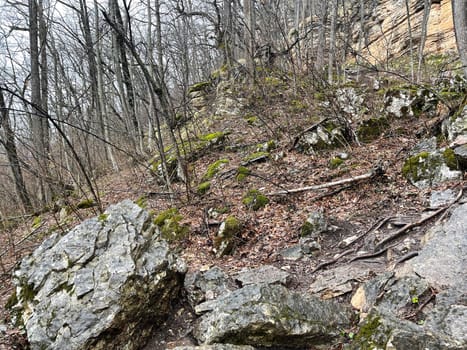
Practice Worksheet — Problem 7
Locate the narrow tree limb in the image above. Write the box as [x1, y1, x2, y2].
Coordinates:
[349, 242, 399, 263]
[374, 187, 463, 251]
[391, 251, 419, 270]
[311, 248, 355, 273]
[267, 164, 383, 196]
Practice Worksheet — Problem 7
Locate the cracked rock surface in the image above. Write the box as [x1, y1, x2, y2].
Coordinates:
[11, 200, 186, 350]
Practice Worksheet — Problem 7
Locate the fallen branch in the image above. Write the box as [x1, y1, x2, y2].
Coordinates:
[391, 251, 419, 270]
[267, 163, 384, 196]
[309, 184, 353, 202]
[374, 187, 463, 251]
[349, 242, 399, 263]
[311, 248, 355, 273]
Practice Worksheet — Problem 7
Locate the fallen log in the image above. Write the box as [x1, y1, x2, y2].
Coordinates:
[267, 163, 384, 196]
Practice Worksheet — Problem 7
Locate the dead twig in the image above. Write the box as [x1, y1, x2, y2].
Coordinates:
[404, 288, 437, 320]
[374, 187, 463, 251]
[391, 251, 419, 270]
[267, 163, 384, 196]
[349, 242, 399, 262]
[309, 184, 353, 202]
[311, 248, 356, 273]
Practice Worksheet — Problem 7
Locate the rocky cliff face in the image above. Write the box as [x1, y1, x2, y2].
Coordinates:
[357, 0, 455, 62]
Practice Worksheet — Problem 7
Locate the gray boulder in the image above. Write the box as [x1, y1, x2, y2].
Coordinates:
[351, 203, 467, 349]
[295, 118, 352, 154]
[193, 284, 353, 348]
[384, 87, 437, 118]
[184, 267, 235, 310]
[402, 148, 462, 188]
[453, 144, 467, 169]
[442, 105, 467, 142]
[173, 345, 256, 350]
[233, 265, 291, 287]
[11, 200, 186, 350]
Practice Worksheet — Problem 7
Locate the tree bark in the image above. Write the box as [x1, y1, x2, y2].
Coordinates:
[0, 89, 33, 212]
[452, 0, 467, 77]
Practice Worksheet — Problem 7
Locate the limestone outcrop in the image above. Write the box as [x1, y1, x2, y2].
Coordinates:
[355, 0, 455, 62]
[10, 200, 186, 350]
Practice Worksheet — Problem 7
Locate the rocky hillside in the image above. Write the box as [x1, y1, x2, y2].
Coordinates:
[1, 56, 467, 349]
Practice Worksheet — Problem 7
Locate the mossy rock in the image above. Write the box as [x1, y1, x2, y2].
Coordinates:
[188, 81, 211, 93]
[203, 159, 229, 180]
[329, 157, 344, 169]
[76, 198, 95, 209]
[402, 150, 461, 188]
[236, 166, 250, 182]
[300, 211, 328, 237]
[154, 208, 189, 242]
[242, 189, 269, 211]
[384, 86, 437, 119]
[356, 117, 389, 143]
[197, 181, 211, 195]
[402, 151, 434, 183]
[213, 216, 242, 257]
[243, 115, 259, 125]
[243, 151, 270, 163]
[256, 140, 277, 152]
[442, 148, 458, 170]
[199, 131, 229, 145]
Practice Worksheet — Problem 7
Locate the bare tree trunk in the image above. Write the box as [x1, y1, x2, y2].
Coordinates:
[223, 0, 234, 66]
[417, 0, 431, 82]
[328, 0, 337, 83]
[0, 89, 33, 212]
[243, 0, 255, 80]
[94, 0, 119, 171]
[452, 0, 467, 78]
[315, 2, 328, 72]
[29, 0, 48, 205]
[110, 0, 141, 154]
[405, 0, 414, 81]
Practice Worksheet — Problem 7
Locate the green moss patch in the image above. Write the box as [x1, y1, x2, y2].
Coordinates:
[236, 166, 250, 182]
[443, 148, 458, 170]
[243, 151, 270, 163]
[213, 215, 242, 257]
[76, 198, 95, 209]
[242, 189, 269, 211]
[199, 131, 228, 144]
[203, 159, 229, 180]
[188, 81, 211, 93]
[197, 181, 211, 195]
[329, 157, 344, 169]
[244, 115, 258, 125]
[154, 208, 189, 241]
[402, 152, 431, 182]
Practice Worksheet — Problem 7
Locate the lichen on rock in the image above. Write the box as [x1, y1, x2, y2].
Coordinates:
[10, 200, 186, 350]
[213, 216, 242, 257]
[242, 189, 269, 211]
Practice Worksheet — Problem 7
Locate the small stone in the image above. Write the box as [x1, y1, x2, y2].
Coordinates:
[299, 237, 321, 255]
[339, 234, 359, 248]
[234, 265, 291, 287]
[279, 245, 304, 261]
